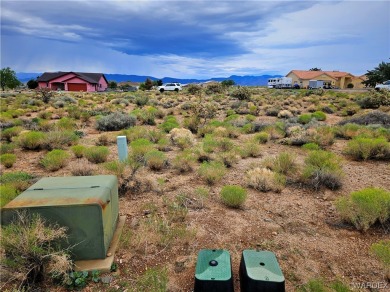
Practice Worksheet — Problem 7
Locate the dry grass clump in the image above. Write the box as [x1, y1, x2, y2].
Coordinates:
[246, 167, 285, 193]
[69, 159, 96, 176]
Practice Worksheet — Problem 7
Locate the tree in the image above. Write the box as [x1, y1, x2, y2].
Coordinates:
[144, 78, 153, 90]
[363, 61, 390, 87]
[0, 67, 21, 91]
[309, 67, 322, 71]
[221, 79, 235, 87]
[153, 79, 163, 86]
[27, 79, 39, 89]
[108, 81, 117, 89]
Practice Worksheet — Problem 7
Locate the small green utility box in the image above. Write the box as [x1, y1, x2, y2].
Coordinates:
[194, 249, 234, 292]
[240, 250, 285, 292]
[1, 175, 119, 261]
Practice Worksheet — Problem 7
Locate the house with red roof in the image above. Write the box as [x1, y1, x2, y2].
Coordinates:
[286, 70, 365, 89]
[37, 72, 108, 92]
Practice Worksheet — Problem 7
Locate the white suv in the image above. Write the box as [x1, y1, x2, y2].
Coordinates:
[157, 83, 182, 93]
[375, 80, 390, 91]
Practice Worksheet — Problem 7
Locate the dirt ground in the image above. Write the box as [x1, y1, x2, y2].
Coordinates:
[1, 89, 390, 291]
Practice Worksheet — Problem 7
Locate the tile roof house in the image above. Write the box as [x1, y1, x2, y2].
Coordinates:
[286, 70, 365, 89]
[37, 72, 108, 92]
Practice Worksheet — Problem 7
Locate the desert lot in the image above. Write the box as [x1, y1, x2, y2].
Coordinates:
[1, 86, 389, 291]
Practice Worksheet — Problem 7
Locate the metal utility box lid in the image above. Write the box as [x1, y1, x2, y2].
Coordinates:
[1, 175, 119, 261]
[242, 250, 284, 282]
[195, 249, 232, 281]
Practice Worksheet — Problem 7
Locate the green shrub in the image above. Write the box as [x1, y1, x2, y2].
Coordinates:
[135, 95, 149, 107]
[70, 144, 86, 158]
[302, 150, 343, 190]
[0, 142, 16, 154]
[371, 240, 390, 268]
[0, 184, 18, 207]
[84, 146, 109, 163]
[240, 141, 262, 158]
[18, 131, 46, 150]
[42, 130, 79, 150]
[159, 115, 179, 132]
[220, 185, 247, 208]
[145, 150, 167, 170]
[298, 113, 313, 124]
[205, 83, 224, 94]
[0, 153, 16, 168]
[130, 138, 154, 162]
[253, 132, 269, 144]
[40, 149, 70, 171]
[308, 126, 335, 147]
[103, 160, 126, 178]
[1, 126, 22, 142]
[96, 112, 136, 131]
[267, 152, 297, 175]
[344, 137, 390, 160]
[198, 161, 226, 185]
[0, 212, 72, 288]
[230, 87, 251, 100]
[356, 90, 390, 109]
[56, 117, 77, 131]
[335, 187, 390, 231]
[312, 111, 326, 121]
[302, 143, 320, 151]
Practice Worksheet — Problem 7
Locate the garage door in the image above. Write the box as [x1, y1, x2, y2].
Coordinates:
[68, 83, 87, 91]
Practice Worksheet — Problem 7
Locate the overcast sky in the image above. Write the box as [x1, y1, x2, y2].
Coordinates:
[1, 0, 389, 78]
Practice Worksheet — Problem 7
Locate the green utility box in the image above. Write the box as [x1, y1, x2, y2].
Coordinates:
[239, 250, 285, 292]
[194, 249, 234, 292]
[1, 175, 119, 261]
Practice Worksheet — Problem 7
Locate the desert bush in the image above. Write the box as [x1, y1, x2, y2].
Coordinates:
[0, 184, 18, 207]
[145, 150, 167, 171]
[70, 145, 86, 158]
[277, 110, 294, 119]
[135, 95, 149, 107]
[130, 138, 154, 162]
[307, 126, 335, 147]
[40, 149, 70, 171]
[69, 159, 96, 176]
[18, 131, 46, 150]
[240, 141, 262, 158]
[96, 112, 136, 131]
[264, 152, 297, 175]
[253, 132, 270, 144]
[56, 117, 77, 131]
[335, 187, 390, 231]
[302, 143, 320, 151]
[122, 125, 149, 142]
[170, 128, 195, 149]
[246, 167, 285, 193]
[173, 150, 197, 173]
[356, 90, 390, 109]
[0, 142, 16, 154]
[205, 83, 224, 94]
[218, 148, 241, 168]
[84, 146, 109, 163]
[338, 110, 390, 129]
[344, 137, 390, 160]
[42, 130, 79, 150]
[1, 126, 22, 142]
[0, 212, 72, 288]
[298, 113, 313, 124]
[159, 115, 179, 133]
[186, 84, 203, 95]
[103, 160, 126, 178]
[111, 98, 129, 106]
[311, 111, 326, 121]
[371, 240, 390, 269]
[230, 86, 251, 100]
[95, 133, 113, 146]
[302, 150, 343, 190]
[220, 185, 247, 208]
[0, 153, 16, 168]
[198, 161, 226, 185]
[0, 171, 33, 192]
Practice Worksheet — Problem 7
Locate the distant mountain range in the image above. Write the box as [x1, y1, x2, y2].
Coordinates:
[16, 72, 283, 86]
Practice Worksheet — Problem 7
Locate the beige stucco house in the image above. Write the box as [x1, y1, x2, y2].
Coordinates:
[286, 70, 366, 89]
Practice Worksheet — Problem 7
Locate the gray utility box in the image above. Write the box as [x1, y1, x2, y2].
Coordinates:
[194, 249, 234, 292]
[1, 175, 119, 261]
[240, 250, 285, 292]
